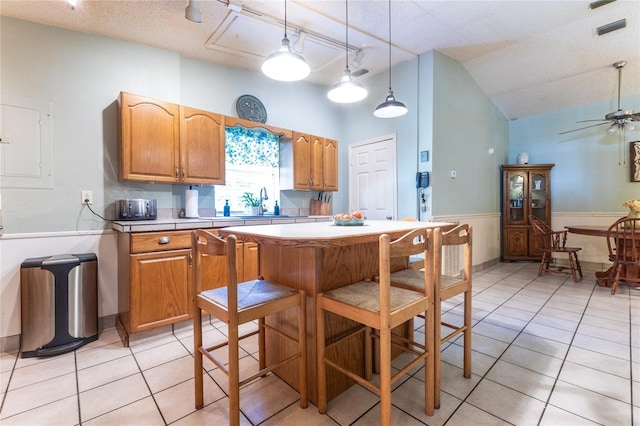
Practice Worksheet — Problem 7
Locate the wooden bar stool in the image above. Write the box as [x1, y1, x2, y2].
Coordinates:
[316, 228, 439, 425]
[389, 224, 472, 408]
[191, 230, 307, 426]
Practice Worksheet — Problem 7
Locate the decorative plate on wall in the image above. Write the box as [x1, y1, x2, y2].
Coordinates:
[236, 95, 267, 123]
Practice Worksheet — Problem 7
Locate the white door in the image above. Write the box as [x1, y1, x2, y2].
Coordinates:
[348, 134, 397, 220]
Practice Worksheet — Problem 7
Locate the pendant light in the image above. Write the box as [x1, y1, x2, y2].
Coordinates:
[262, 0, 310, 82]
[374, 0, 407, 118]
[327, 0, 368, 103]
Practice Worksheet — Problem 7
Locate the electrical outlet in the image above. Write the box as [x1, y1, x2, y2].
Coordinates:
[81, 190, 93, 205]
[450, 170, 457, 178]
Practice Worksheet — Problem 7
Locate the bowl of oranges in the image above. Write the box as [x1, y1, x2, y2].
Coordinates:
[333, 211, 365, 226]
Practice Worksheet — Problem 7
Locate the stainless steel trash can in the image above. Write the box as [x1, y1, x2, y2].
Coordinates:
[20, 253, 98, 358]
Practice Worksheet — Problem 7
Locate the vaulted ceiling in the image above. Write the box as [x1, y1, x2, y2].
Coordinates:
[2, 0, 639, 120]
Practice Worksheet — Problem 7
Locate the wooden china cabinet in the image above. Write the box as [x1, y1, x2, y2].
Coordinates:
[501, 164, 554, 261]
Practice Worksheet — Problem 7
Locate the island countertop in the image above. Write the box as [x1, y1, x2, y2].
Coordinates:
[111, 215, 331, 233]
[218, 220, 455, 248]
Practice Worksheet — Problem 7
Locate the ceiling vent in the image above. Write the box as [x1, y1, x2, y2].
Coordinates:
[597, 18, 627, 36]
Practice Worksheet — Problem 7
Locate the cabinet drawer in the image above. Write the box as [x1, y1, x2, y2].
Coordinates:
[130, 231, 192, 253]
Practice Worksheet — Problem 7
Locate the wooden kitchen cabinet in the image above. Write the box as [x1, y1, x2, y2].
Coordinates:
[180, 106, 225, 184]
[322, 138, 338, 191]
[501, 164, 554, 261]
[200, 240, 259, 290]
[119, 92, 225, 184]
[280, 131, 339, 191]
[118, 230, 260, 342]
[117, 230, 192, 340]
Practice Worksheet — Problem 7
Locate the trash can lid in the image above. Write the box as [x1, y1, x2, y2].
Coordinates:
[21, 253, 96, 268]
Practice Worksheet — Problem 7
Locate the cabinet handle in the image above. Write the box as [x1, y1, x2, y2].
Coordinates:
[158, 236, 170, 245]
[175, 167, 179, 181]
[189, 252, 192, 268]
[182, 167, 186, 181]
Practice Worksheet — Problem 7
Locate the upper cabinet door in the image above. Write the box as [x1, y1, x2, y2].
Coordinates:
[292, 132, 312, 189]
[311, 135, 324, 190]
[323, 138, 339, 191]
[180, 106, 225, 185]
[529, 171, 549, 222]
[505, 170, 528, 225]
[120, 92, 180, 183]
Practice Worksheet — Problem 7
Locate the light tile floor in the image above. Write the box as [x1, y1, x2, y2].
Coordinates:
[1, 262, 638, 425]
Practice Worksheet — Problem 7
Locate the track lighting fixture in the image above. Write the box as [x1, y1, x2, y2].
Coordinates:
[185, 0, 202, 23]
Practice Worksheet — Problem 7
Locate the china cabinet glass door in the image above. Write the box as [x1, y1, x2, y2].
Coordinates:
[507, 171, 527, 224]
[530, 173, 547, 221]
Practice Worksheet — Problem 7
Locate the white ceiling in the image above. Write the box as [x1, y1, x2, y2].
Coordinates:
[1, 0, 639, 120]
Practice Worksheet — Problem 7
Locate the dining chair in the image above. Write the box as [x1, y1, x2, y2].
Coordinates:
[316, 228, 440, 425]
[388, 223, 472, 408]
[529, 215, 583, 282]
[606, 216, 640, 295]
[191, 230, 307, 426]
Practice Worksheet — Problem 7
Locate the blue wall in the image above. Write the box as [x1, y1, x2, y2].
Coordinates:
[431, 51, 509, 216]
[510, 95, 640, 212]
[6, 15, 625, 234]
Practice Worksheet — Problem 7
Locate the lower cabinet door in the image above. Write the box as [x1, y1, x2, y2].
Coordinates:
[243, 242, 259, 281]
[504, 228, 528, 258]
[130, 249, 192, 332]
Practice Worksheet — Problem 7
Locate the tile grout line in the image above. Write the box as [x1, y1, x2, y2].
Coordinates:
[441, 265, 611, 425]
[439, 263, 548, 425]
[535, 277, 599, 425]
[74, 350, 82, 425]
[628, 290, 635, 425]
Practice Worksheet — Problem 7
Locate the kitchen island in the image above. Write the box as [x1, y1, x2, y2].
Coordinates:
[112, 215, 331, 345]
[217, 219, 454, 404]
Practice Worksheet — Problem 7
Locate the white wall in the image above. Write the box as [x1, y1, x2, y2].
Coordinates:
[0, 231, 117, 337]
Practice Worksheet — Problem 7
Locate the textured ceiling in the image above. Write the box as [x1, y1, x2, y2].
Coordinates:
[1, 0, 639, 120]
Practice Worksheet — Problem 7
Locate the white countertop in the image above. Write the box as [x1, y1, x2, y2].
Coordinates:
[218, 220, 455, 248]
[111, 215, 331, 233]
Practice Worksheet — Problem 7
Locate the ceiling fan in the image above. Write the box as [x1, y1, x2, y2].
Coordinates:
[560, 60, 640, 135]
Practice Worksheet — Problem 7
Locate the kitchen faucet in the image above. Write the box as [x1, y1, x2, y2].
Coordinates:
[258, 187, 268, 215]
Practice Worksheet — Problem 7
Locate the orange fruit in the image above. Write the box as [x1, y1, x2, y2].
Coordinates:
[341, 214, 352, 220]
[352, 211, 363, 220]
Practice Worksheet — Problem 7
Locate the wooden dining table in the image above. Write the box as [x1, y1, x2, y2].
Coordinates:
[565, 224, 639, 287]
[217, 219, 454, 404]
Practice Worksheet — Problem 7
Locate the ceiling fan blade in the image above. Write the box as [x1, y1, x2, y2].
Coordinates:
[559, 121, 611, 135]
[576, 119, 609, 123]
[629, 112, 640, 121]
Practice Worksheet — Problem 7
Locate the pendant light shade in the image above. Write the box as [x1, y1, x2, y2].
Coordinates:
[374, 89, 408, 118]
[327, 69, 368, 103]
[262, 0, 310, 82]
[374, 0, 407, 118]
[327, 0, 367, 103]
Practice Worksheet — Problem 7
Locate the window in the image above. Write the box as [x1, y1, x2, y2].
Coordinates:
[215, 126, 279, 215]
